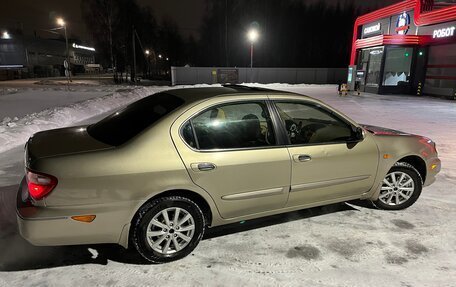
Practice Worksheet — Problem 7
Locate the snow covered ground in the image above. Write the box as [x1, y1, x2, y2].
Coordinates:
[0, 85, 117, 119]
[0, 84, 455, 287]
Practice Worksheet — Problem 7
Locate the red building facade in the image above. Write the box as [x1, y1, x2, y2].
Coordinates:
[350, 0, 456, 98]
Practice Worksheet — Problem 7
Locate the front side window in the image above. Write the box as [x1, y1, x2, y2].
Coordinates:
[187, 101, 276, 150]
[275, 102, 353, 145]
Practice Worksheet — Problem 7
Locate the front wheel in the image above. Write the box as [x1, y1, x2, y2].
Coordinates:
[373, 163, 422, 210]
[132, 196, 205, 263]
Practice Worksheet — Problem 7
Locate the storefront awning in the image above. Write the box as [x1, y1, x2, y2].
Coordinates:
[354, 35, 438, 50]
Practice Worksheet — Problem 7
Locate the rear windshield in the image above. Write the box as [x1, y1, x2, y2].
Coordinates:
[87, 93, 184, 146]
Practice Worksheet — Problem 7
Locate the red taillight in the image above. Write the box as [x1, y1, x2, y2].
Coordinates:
[26, 169, 58, 200]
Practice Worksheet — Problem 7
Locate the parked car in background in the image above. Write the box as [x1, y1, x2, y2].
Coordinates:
[17, 85, 440, 263]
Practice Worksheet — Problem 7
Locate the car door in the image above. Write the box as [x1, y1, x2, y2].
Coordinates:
[171, 98, 291, 219]
[271, 99, 379, 207]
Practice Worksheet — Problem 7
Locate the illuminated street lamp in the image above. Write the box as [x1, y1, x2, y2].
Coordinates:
[158, 54, 163, 59]
[56, 18, 65, 27]
[56, 17, 71, 82]
[144, 50, 151, 78]
[247, 29, 259, 68]
[1, 31, 11, 39]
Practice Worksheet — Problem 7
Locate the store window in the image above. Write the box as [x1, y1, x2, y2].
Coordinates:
[366, 47, 384, 87]
[382, 47, 413, 86]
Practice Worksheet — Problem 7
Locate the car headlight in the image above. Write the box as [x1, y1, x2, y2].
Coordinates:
[425, 138, 437, 154]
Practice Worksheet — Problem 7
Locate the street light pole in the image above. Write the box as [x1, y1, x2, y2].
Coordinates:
[247, 29, 258, 82]
[250, 42, 253, 68]
[63, 24, 71, 82]
[57, 18, 71, 83]
[132, 26, 136, 82]
[145, 49, 150, 78]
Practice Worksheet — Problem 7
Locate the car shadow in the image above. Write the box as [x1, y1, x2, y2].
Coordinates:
[203, 202, 357, 240]
[347, 199, 377, 209]
[1, 181, 359, 271]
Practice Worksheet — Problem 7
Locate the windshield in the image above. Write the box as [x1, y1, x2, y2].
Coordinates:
[87, 93, 184, 146]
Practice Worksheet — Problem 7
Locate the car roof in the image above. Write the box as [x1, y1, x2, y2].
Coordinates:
[164, 85, 307, 104]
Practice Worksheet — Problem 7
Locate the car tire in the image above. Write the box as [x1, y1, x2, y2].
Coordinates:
[132, 196, 205, 263]
[373, 162, 422, 210]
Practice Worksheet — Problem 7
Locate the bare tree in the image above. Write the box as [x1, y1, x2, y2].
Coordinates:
[81, 0, 120, 70]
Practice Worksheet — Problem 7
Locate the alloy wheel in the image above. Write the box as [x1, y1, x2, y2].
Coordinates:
[145, 207, 196, 255]
[378, 171, 415, 206]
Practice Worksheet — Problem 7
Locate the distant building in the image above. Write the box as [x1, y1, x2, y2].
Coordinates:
[0, 33, 97, 80]
[350, 0, 456, 98]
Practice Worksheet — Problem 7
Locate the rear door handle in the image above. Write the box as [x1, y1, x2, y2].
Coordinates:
[191, 162, 217, 172]
[293, 154, 312, 163]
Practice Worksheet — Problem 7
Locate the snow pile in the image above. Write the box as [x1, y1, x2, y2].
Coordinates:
[0, 88, 19, 96]
[0, 87, 163, 154]
[34, 79, 107, 86]
[19, 85, 120, 93]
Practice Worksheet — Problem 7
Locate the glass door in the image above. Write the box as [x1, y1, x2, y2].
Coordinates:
[366, 47, 384, 87]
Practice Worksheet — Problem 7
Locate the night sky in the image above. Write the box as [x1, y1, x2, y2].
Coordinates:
[0, 0, 399, 44]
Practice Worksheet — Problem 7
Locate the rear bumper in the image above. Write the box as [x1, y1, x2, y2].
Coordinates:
[17, 211, 115, 247]
[17, 178, 136, 247]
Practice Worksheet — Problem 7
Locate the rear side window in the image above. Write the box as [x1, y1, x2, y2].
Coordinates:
[88, 93, 184, 146]
[185, 101, 276, 150]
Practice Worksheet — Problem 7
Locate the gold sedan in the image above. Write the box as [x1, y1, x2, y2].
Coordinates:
[17, 86, 441, 263]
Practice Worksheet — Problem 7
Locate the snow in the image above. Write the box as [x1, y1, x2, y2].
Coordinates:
[87, 248, 99, 260]
[0, 86, 118, 119]
[0, 84, 455, 287]
[0, 86, 170, 154]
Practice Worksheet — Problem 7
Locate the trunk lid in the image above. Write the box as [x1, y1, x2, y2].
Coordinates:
[25, 126, 112, 166]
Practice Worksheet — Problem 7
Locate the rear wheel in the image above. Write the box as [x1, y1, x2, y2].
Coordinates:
[132, 196, 205, 263]
[373, 163, 422, 210]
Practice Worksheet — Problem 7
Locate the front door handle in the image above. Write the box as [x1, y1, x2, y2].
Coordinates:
[191, 162, 217, 172]
[293, 154, 312, 163]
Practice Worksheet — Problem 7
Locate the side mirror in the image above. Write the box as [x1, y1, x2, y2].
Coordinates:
[354, 126, 365, 141]
[349, 126, 365, 142]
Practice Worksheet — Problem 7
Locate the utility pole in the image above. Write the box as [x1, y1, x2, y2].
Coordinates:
[132, 26, 136, 82]
[108, 2, 114, 71]
[225, 0, 229, 67]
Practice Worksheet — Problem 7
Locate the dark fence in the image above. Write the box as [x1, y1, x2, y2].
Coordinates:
[171, 67, 347, 86]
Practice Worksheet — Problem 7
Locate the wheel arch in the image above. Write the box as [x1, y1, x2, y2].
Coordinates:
[369, 154, 427, 202]
[143, 189, 214, 225]
[120, 189, 215, 249]
[396, 155, 427, 183]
